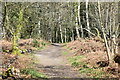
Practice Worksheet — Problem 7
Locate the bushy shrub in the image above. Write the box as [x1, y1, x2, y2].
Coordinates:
[32, 39, 40, 48]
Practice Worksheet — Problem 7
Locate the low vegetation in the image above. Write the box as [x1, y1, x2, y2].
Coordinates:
[62, 51, 69, 55]
[68, 55, 111, 78]
[1, 39, 49, 79]
[68, 56, 84, 67]
[64, 38, 119, 78]
[21, 68, 47, 78]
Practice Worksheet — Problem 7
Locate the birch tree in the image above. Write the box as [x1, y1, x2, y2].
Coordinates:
[86, 0, 90, 37]
[97, 2, 119, 65]
[78, 0, 83, 38]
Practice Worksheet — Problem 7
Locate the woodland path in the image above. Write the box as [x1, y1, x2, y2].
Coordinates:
[34, 43, 81, 78]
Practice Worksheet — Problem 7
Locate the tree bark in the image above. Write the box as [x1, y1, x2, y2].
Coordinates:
[86, 0, 90, 37]
[2, 2, 7, 39]
[78, 0, 83, 38]
[71, 29, 74, 41]
[75, 17, 80, 39]
[38, 21, 41, 38]
[11, 9, 23, 55]
[65, 28, 67, 43]
[60, 25, 63, 43]
[98, 1, 112, 64]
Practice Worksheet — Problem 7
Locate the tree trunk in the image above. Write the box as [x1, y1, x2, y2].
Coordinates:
[58, 9, 63, 43]
[75, 17, 80, 39]
[60, 25, 63, 43]
[12, 33, 20, 55]
[12, 9, 23, 55]
[98, 1, 112, 64]
[71, 29, 74, 41]
[86, 0, 90, 37]
[55, 29, 58, 43]
[78, 0, 83, 38]
[2, 2, 7, 39]
[65, 28, 67, 43]
[38, 21, 41, 39]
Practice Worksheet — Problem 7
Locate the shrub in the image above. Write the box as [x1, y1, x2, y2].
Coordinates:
[32, 39, 40, 48]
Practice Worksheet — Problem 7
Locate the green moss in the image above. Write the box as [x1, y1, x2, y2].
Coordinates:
[3, 50, 10, 53]
[12, 47, 21, 55]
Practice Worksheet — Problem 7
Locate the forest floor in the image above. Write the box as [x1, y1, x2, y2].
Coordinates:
[1, 38, 119, 79]
[34, 43, 82, 78]
[63, 38, 119, 78]
[33, 42, 119, 78]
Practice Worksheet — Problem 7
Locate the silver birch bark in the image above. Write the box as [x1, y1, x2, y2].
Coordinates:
[78, 0, 83, 38]
[75, 17, 80, 39]
[60, 25, 63, 43]
[86, 0, 90, 37]
[38, 21, 41, 38]
[65, 28, 67, 43]
[71, 29, 74, 41]
[98, 1, 112, 63]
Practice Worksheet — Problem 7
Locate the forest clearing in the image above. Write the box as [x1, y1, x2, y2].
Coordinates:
[0, 1, 120, 80]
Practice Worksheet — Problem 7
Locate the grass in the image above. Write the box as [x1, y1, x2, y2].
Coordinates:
[68, 55, 108, 78]
[78, 67, 106, 78]
[68, 56, 84, 67]
[62, 51, 69, 55]
[21, 68, 47, 78]
[19, 50, 48, 79]
[68, 56, 83, 63]
[19, 42, 49, 78]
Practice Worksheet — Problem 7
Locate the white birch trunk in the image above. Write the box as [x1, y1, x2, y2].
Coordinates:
[38, 21, 41, 38]
[78, 0, 83, 38]
[60, 25, 63, 43]
[98, 1, 112, 63]
[71, 29, 74, 41]
[86, 0, 90, 37]
[58, 9, 63, 43]
[65, 28, 67, 43]
[75, 17, 80, 39]
[56, 30, 57, 43]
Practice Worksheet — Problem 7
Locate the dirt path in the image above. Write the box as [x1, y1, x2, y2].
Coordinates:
[34, 43, 81, 78]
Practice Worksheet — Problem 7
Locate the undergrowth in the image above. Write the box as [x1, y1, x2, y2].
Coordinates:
[21, 68, 47, 78]
[68, 56, 109, 78]
[78, 67, 107, 78]
[32, 39, 40, 48]
[32, 39, 48, 50]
